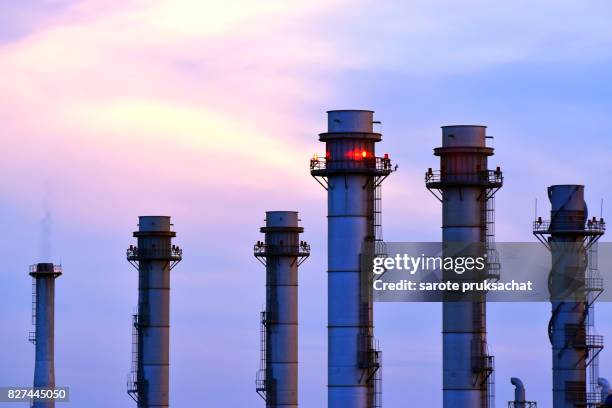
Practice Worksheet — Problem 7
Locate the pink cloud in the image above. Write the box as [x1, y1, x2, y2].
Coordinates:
[0, 0, 356, 227]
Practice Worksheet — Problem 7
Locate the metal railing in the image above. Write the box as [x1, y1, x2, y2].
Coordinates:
[533, 219, 606, 234]
[472, 354, 495, 375]
[126, 373, 140, 403]
[508, 402, 537, 408]
[565, 390, 603, 405]
[253, 242, 310, 256]
[586, 335, 604, 349]
[566, 333, 604, 349]
[485, 261, 501, 281]
[310, 155, 393, 173]
[253, 242, 310, 266]
[126, 246, 183, 261]
[425, 169, 503, 186]
[29, 264, 63, 275]
[255, 369, 267, 401]
[586, 277, 604, 292]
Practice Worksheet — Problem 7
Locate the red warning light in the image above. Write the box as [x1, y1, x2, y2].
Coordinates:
[346, 149, 371, 160]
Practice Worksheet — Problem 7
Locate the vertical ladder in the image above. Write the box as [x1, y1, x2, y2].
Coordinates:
[485, 193, 497, 408]
[586, 243, 604, 407]
[127, 314, 140, 403]
[29, 278, 36, 344]
[485, 194, 500, 281]
[477, 188, 496, 408]
[372, 180, 385, 408]
[373, 346, 383, 408]
[373, 181, 386, 257]
[256, 310, 267, 401]
[486, 356, 495, 408]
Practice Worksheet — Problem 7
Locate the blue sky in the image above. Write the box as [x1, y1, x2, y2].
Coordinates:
[1, 1, 612, 406]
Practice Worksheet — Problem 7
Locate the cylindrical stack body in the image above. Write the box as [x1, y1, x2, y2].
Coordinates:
[426, 126, 502, 408]
[312, 110, 392, 408]
[255, 211, 308, 407]
[548, 186, 588, 408]
[128, 216, 181, 408]
[534, 185, 605, 407]
[30, 263, 62, 408]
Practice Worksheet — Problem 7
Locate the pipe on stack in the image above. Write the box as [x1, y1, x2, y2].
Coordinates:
[511, 377, 527, 408]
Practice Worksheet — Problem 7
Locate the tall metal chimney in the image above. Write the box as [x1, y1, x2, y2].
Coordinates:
[254, 211, 310, 407]
[126, 216, 182, 408]
[533, 185, 605, 407]
[425, 125, 503, 408]
[29, 262, 62, 408]
[310, 110, 394, 408]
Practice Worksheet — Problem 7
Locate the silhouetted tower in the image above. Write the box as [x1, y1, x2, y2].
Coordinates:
[126, 216, 182, 408]
[311, 110, 394, 408]
[29, 262, 62, 408]
[533, 185, 605, 408]
[254, 211, 310, 407]
[425, 125, 503, 408]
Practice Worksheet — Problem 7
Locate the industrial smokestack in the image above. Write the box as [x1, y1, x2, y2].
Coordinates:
[29, 262, 62, 408]
[310, 110, 394, 408]
[425, 125, 503, 408]
[254, 211, 309, 407]
[533, 185, 605, 408]
[126, 216, 182, 408]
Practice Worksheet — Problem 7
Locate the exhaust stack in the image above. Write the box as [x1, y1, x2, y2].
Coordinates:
[533, 185, 605, 408]
[254, 211, 309, 407]
[311, 110, 394, 408]
[509, 377, 537, 407]
[126, 216, 182, 408]
[425, 125, 503, 408]
[29, 262, 62, 408]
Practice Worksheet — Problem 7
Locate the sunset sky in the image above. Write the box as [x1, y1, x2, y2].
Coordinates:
[1, 1, 612, 406]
